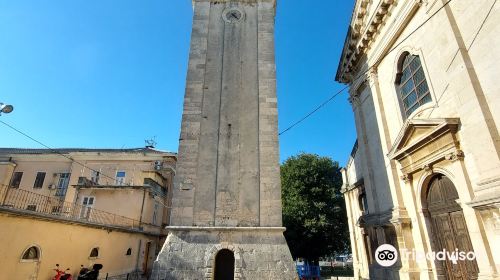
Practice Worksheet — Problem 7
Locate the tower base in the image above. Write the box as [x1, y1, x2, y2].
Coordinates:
[151, 227, 297, 280]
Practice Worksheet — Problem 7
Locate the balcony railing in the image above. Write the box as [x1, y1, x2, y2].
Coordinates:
[0, 185, 153, 232]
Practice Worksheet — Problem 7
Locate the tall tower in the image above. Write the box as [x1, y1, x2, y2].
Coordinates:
[152, 0, 296, 279]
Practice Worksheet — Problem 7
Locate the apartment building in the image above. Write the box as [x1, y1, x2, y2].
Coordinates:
[0, 147, 176, 280]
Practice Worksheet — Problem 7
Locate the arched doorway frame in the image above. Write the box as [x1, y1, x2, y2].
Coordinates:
[204, 244, 242, 280]
[416, 168, 478, 280]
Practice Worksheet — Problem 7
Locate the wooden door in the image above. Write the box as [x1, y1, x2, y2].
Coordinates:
[143, 242, 151, 273]
[427, 175, 478, 280]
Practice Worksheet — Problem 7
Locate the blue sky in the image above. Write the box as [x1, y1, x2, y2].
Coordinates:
[0, 1, 356, 165]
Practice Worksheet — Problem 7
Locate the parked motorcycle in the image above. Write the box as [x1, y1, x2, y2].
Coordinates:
[78, 265, 89, 276]
[77, 264, 103, 280]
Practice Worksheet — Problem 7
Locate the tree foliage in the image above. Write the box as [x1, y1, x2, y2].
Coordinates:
[281, 153, 350, 262]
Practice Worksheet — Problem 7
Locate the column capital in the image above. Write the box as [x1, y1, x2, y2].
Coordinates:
[366, 67, 379, 86]
[444, 149, 465, 162]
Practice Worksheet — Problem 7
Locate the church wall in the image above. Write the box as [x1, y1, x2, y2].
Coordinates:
[357, 85, 393, 213]
[339, 0, 500, 279]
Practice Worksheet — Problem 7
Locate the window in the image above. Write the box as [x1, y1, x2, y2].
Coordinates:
[115, 171, 126, 186]
[126, 248, 132, 256]
[152, 202, 159, 225]
[21, 246, 40, 261]
[26, 205, 37, 211]
[89, 247, 99, 258]
[83, 197, 95, 206]
[55, 173, 70, 196]
[80, 197, 95, 219]
[33, 172, 46, 189]
[358, 193, 368, 214]
[396, 53, 432, 117]
[91, 170, 100, 184]
[51, 206, 61, 214]
[10, 172, 23, 188]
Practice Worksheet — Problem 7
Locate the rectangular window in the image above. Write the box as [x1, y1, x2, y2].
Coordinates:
[55, 173, 71, 196]
[10, 172, 23, 188]
[82, 196, 95, 206]
[91, 170, 100, 184]
[33, 172, 46, 189]
[26, 204, 37, 211]
[51, 206, 61, 214]
[115, 171, 126, 186]
[80, 196, 95, 219]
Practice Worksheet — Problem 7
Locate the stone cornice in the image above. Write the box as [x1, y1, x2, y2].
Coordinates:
[166, 226, 286, 232]
[388, 118, 460, 160]
[336, 0, 426, 84]
[193, 0, 276, 6]
[336, 0, 396, 83]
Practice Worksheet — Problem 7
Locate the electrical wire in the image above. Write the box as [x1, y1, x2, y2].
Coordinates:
[279, 0, 454, 136]
[0, 0, 456, 200]
[0, 119, 170, 200]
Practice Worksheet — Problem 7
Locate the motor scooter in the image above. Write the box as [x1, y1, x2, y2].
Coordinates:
[77, 264, 103, 280]
[52, 264, 73, 280]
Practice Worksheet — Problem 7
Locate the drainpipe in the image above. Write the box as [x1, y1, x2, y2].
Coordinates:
[139, 188, 146, 227]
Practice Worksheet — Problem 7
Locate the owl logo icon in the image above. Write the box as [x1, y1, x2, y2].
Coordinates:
[375, 244, 398, 267]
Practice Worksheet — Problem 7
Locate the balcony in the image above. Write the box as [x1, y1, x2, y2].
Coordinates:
[0, 185, 160, 234]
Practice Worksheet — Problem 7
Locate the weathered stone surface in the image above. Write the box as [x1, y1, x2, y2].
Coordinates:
[153, 0, 295, 279]
[151, 228, 296, 280]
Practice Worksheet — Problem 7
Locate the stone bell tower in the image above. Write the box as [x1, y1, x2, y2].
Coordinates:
[152, 0, 296, 279]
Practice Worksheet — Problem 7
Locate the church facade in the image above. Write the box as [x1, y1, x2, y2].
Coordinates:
[337, 0, 500, 279]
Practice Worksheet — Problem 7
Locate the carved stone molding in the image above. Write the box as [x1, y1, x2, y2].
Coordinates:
[336, 0, 397, 83]
[444, 149, 465, 162]
[348, 93, 362, 108]
[401, 173, 413, 183]
[388, 118, 461, 175]
[423, 164, 433, 173]
[366, 68, 379, 86]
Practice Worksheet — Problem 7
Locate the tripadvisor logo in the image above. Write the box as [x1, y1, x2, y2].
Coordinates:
[375, 244, 477, 267]
[375, 244, 398, 267]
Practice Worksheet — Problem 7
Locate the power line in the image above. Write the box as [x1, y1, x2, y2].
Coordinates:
[0, 119, 170, 200]
[0, 0, 455, 192]
[279, 0, 454, 136]
[279, 85, 349, 136]
[467, 0, 497, 51]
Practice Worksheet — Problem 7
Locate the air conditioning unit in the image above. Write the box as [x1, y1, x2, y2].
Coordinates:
[154, 161, 163, 171]
[48, 184, 56, 190]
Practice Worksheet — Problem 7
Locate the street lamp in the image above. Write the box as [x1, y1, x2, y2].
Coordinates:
[0, 103, 14, 115]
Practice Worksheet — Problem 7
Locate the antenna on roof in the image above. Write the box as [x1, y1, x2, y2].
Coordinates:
[145, 137, 157, 149]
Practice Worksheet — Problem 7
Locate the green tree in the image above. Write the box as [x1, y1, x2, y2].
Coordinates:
[281, 153, 350, 263]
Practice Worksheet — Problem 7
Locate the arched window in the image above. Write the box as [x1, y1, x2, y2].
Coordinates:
[396, 52, 432, 117]
[89, 247, 99, 258]
[21, 246, 40, 261]
[126, 248, 132, 256]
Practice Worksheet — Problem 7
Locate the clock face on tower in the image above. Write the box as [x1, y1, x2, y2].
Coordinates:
[223, 8, 244, 23]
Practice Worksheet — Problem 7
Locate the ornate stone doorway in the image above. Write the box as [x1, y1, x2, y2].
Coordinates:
[214, 249, 235, 280]
[426, 175, 478, 280]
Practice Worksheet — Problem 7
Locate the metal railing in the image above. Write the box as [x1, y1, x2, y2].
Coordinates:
[0, 185, 150, 231]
